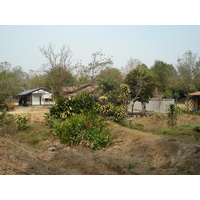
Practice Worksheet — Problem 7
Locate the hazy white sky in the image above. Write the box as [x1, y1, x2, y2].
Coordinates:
[0, 25, 199, 72]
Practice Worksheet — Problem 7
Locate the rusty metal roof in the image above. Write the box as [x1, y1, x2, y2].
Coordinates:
[189, 91, 200, 96]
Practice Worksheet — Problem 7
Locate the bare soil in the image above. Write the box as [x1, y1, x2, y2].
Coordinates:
[0, 106, 200, 175]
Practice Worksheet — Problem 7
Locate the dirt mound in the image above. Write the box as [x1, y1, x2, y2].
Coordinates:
[1, 122, 200, 175]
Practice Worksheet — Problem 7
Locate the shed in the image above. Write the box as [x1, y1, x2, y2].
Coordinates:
[18, 88, 55, 106]
[186, 91, 200, 111]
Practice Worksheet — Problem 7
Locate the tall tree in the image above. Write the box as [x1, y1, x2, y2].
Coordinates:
[125, 64, 156, 114]
[193, 59, 200, 90]
[97, 67, 123, 103]
[39, 44, 74, 99]
[87, 50, 113, 84]
[72, 60, 90, 86]
[97, 67, 123, 84]
[177, 50, 197, 96]
[0, 62, 22, 103]
[121, 58, 142, 78]
[151, 60, 178, 98]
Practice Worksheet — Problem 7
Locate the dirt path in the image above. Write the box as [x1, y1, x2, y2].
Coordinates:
[1, 107, 200, 175]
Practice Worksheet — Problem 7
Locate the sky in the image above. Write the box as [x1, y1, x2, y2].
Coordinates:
[0, 25, 200, 73]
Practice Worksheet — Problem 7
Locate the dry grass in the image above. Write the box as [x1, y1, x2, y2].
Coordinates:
[0, 107, 200, 175]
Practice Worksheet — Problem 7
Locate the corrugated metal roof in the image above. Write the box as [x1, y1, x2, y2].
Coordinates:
[18, 88, 48, 96]
[189, 91, 200, 96]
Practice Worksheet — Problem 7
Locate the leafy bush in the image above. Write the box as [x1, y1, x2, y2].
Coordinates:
[44, 113, 61, 128]
[95, 103, 127, 122]
[73, 91, 94, 114]
[0, 110, 18, 135]
[14, 114, 28, 130]
[167, 104, 178, 127]
[55, 112, 112, 150]
[48, 91, 95, 121]
[94, 102, 115, 116]
[0, 109, 7, 121]
[49, 97, 74, 120]
[114, 105, 127, 122]
[193, 125, 200, 133]
[5, 102, 15, 111]
[0, 110, 28, 135]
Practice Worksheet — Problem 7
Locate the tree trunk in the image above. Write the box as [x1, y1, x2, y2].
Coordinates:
[141, 101, 146, 116]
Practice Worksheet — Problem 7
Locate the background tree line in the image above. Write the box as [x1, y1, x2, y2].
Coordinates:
[1, 44, 200, 105]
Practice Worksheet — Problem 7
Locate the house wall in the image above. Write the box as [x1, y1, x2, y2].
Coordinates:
[129, 99, 174, 113]
[19, 89, 55, 106]
[32, 93, 41, 105]
[41, 97, 55, 105]
[31, 90, 55, 106]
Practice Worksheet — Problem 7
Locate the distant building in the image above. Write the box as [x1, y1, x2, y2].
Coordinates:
[18, 88, 55, 106]
[187, 91, 200, 111]
[62, 84, 102, 100]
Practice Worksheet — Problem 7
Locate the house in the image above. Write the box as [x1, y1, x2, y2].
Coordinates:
[187, 91, 200, 111]
[18, 88, 55, 106]
[62, 84, 102, 100]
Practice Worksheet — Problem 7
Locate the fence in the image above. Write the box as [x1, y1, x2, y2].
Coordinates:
[128, 99, 174, 113]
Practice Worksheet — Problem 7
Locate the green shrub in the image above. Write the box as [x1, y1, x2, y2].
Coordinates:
[124, 162, 135, 170]
[149, 166, 156, 171]
[5, 102, 15, 111]
[0, 112, 18, 135]
[55, 112, 112, 150]
[114, 105, 127, 122]
[0, 109, 7, 121]
[44, 114, 61, 128]
[167, 104, 178, 127]
[48, 91, 95, 122]
[94, 102, 115, 116]
[0, 111, 28, 135]
[49, 97, 74, 120]
[193, 125, 200, 132]
[14, 114, 28, 130]
[73, 91, 94, 113]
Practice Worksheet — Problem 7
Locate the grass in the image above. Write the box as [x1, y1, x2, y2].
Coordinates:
[149, 166, 156, 171]
[119, 120, 144, 131]
[17, 124, 52, 148]
[119, 113, 200, 145]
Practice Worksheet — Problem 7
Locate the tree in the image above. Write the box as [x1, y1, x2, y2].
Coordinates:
[97, 67, 123, 83]
[97, 67, 123, 104]
[0, 62, 22, 104]
[39, 44, 74, 99]
[151, 60, 178, 98]
[121, 58, 142, 78]
[87, 50, 113, 84]
[193, 60, 200, 90]
[125, 64, 156, 114]
[177, 50, 197, 96]
[72, 60, 90, 86]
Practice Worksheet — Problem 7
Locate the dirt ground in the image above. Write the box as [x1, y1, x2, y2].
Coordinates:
[0, 106, 200, 175]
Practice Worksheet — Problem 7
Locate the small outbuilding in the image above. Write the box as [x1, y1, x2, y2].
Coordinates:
[187, 91, 200, 111]
[18, 88, 55, 106]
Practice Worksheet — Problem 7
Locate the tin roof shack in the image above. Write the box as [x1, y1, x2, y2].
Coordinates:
[187, 91, 200, 111]
[18, 88, 55, 106]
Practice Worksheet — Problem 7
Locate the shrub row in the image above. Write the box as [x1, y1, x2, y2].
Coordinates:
[95, 102, 127, 122]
